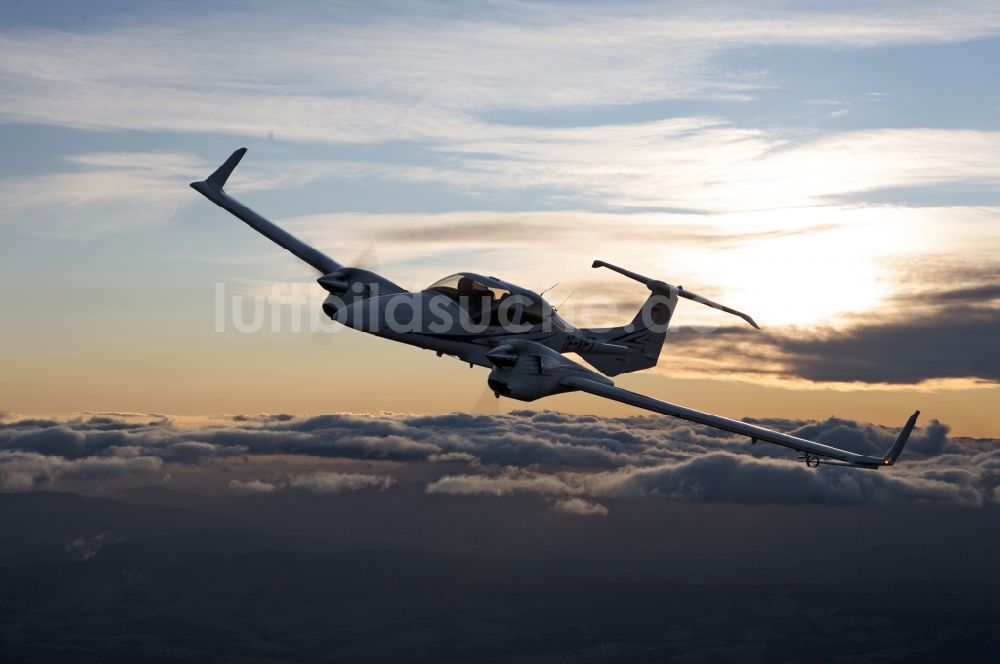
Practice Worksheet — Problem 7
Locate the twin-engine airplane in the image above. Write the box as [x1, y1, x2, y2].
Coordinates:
[192, 148, 920, 470]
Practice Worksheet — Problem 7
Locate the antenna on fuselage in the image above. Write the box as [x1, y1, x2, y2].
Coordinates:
[539, 283, 559, 298]
[554, 290, 575, 312]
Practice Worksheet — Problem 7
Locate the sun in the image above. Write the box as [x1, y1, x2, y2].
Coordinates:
[669, 206, 929, 329]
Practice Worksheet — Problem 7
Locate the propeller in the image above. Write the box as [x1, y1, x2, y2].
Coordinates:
[471, 381, 502, 414]
[351, 242, 380, 273]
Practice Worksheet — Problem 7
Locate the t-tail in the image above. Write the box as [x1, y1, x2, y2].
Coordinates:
[578, 260, 759, 376]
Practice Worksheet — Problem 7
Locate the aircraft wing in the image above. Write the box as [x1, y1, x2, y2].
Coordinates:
[560, 375, 919, 469]
[485, 339, 919, 470]
[190, 148, 342, 274]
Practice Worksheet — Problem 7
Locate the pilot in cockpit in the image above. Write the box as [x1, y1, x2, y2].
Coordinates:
[457, 276, 494, 299]
[456, 276, 497, 321]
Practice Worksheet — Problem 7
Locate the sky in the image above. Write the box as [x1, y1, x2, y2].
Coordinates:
[1, 0, 998, 437]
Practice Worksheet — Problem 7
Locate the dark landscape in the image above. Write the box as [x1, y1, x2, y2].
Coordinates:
[2, 487, 998, 662]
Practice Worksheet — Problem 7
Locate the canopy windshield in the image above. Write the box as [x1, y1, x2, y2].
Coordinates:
[427, 273, 550, 327]
[427, 273, 510, 300]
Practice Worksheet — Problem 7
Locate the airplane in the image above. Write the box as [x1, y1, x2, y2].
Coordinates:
[191, 148, 920, 471]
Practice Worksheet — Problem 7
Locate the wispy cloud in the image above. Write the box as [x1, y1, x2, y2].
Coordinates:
[421, 123, 1000, 211]
[230, 470, 394, 495]
[2, 1, 999, 138]
[288, 470, 394, 494]
[0, 151, 207, 234]
[2, 2, 998, 224]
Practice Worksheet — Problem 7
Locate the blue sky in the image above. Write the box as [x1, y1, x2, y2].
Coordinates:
[1, 0, 997, 433]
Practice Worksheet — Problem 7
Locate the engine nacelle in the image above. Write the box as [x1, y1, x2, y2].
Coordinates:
[485, 340, 612, 402]
[318, 268, 408, 320]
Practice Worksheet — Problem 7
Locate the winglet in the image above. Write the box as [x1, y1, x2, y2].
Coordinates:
[192, 147, 247, 193]
[882, 410, 920, 465]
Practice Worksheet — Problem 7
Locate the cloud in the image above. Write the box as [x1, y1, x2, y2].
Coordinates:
[0, 150, 381, 236]
[278, 205, 996, 337]
[65, 532, 107, 561]
[0, 410, 952, 474]
[287, 471, 394, 495]
[1, 2, 999, 215]
[228, 478, 277, 495]
[0, 451, 163, 491]
[775, 307, 1000, 384]
[1, 3, 997, 206]
[0, 151, 212, 235]
[666, 279, 1000, 385]
[160, 441, 247, 464]
[552, 498, 608, 517]
[2, 2, 999, 139]
[426, 470, 576, 498]
[425, 468, 609, 515]
[417, 124, 1000, 212]
[228, 471, 393, 495]
[426, 445, 982, 508]
[4, 427, 88, 458]
[429, 452, 480, 464]
[0, 409, 993, 507]
[2, 4, 995, 379]
[1, 0, 996, 349]
[578, 452, 978, 505]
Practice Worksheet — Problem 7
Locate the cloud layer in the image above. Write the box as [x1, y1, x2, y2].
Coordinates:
[1, 409, 995, 514]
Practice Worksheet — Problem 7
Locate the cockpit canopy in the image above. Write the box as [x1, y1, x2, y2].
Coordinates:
[426, 273, 552, 327]
[428, 273, 510, 300]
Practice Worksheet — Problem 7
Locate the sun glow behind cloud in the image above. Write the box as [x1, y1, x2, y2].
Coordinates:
[273, 203, 939, 329]
[707, 207, 924, 326]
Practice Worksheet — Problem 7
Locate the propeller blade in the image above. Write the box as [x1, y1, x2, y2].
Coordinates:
[351, 242, 380, 272]
[472, 382, 502, 413]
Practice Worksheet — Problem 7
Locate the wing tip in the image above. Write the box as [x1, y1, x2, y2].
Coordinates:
[195, 147, 248, 192]
[883, 409, 921, 466]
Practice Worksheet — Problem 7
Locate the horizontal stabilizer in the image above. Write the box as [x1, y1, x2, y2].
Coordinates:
[593, 260, 759, 329]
